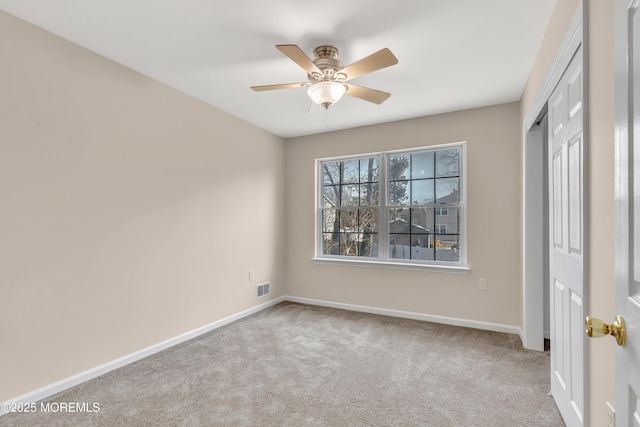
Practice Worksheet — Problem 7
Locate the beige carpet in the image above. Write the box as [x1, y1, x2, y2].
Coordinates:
[0, 302, 565, 426]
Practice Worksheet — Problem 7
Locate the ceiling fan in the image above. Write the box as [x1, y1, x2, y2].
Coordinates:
[251, 44, 398, 109]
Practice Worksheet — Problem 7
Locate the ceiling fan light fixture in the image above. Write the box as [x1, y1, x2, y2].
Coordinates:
[251, 44, 398, 111]
[307, 81, 346, 109]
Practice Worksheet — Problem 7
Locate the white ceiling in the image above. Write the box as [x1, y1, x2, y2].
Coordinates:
[0, 0, 557, 138]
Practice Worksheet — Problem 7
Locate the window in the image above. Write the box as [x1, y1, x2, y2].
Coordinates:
[320, 157, 379, 257]
[435, 207, 448, 216]
[317, 144, 465, 268]
[435, 224, 447, 234]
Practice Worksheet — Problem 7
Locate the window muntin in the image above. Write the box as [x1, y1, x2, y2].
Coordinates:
[318, 144, 465, 266]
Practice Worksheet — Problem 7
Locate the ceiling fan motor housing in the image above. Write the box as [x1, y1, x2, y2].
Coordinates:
[310, 45, 345, 81]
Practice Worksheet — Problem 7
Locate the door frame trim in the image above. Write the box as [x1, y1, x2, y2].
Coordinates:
[522, 2, 584, 350]
[522, 2, 590, 424]
[614, 0, 635, 419]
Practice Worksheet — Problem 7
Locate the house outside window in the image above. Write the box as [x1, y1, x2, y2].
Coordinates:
[317, 143, 466, 268]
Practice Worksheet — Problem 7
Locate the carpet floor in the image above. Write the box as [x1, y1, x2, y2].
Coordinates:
[0, 302, 565, 426]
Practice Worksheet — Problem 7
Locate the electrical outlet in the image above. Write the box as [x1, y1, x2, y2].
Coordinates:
[248, 270, 254, 281]
[479, 279, 487, 290]
[606, 401, 615, 427]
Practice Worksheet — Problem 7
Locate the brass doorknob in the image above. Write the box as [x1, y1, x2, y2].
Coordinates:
[585, 316, 626, 346]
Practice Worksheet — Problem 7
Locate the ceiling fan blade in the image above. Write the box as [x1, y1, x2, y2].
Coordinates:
[344, 84, 391, 104]
[340, 48, 398, 81]
[251, 83, 307, 92]
[276, 44, 322, 75]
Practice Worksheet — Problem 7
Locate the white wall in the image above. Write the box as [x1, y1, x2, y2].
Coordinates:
[285, 103, 522, 328]
[0, 10, 286, 402]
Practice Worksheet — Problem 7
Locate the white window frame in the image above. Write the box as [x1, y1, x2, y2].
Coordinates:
[314, 142, 468, 273]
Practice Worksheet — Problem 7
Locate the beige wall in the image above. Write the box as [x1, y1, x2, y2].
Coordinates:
[0, 11, 286, 402]
[521, 0, 616, 424]
[285, 103, 522, 327]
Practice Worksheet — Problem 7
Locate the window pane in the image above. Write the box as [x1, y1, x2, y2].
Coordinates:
[340, 234, 359, 256]
[435, 149, 460, 177]
[435, 177, 460, 203]
[359, 208, 379, 233]
[322, 185, 340, 208]
[412, 179, 435, 204]
[322, 162, 341, 185]
[340, 209, 358, 233]
[341, 184, 359, 207]
[412, 241, 435, 260]
[356, 217, 378, 256]
[359, 234, 378, 257]
[322, 210, 339, 233]
[389, 180, 410, 205]
[435, 207, 459, 234]
[435, 235, 460, 262]
[411, 207, 434, 233]
[389, 208, 410, 233]
[343, 160, 359, 184]
[322, 233, 340, 255]
[360, 158, 379, 183]
[389, 234, 411, 259]
[360, 183, 379, 207]
[410, 234, 431, 248]
[389, 155, 410, 181]
[411, 151, 434, 179]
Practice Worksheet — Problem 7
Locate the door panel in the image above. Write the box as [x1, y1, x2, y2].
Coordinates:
[554, 279, 566, 387]
[568, 137, 581, 253]
[553, 152, 564, 248]
[549, 46, 584, 427]
[570, 291, 584, 413]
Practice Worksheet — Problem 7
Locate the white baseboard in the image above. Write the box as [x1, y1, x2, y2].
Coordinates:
[2, 294, 521, 416]
[0, 296, 286, 417]
[284, 295, 522, 336]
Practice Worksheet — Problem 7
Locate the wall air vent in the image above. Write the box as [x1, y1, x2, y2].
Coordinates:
[256, 282, 270, 299]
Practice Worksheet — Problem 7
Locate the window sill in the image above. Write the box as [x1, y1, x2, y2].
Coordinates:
[311, 257, 470, 274]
